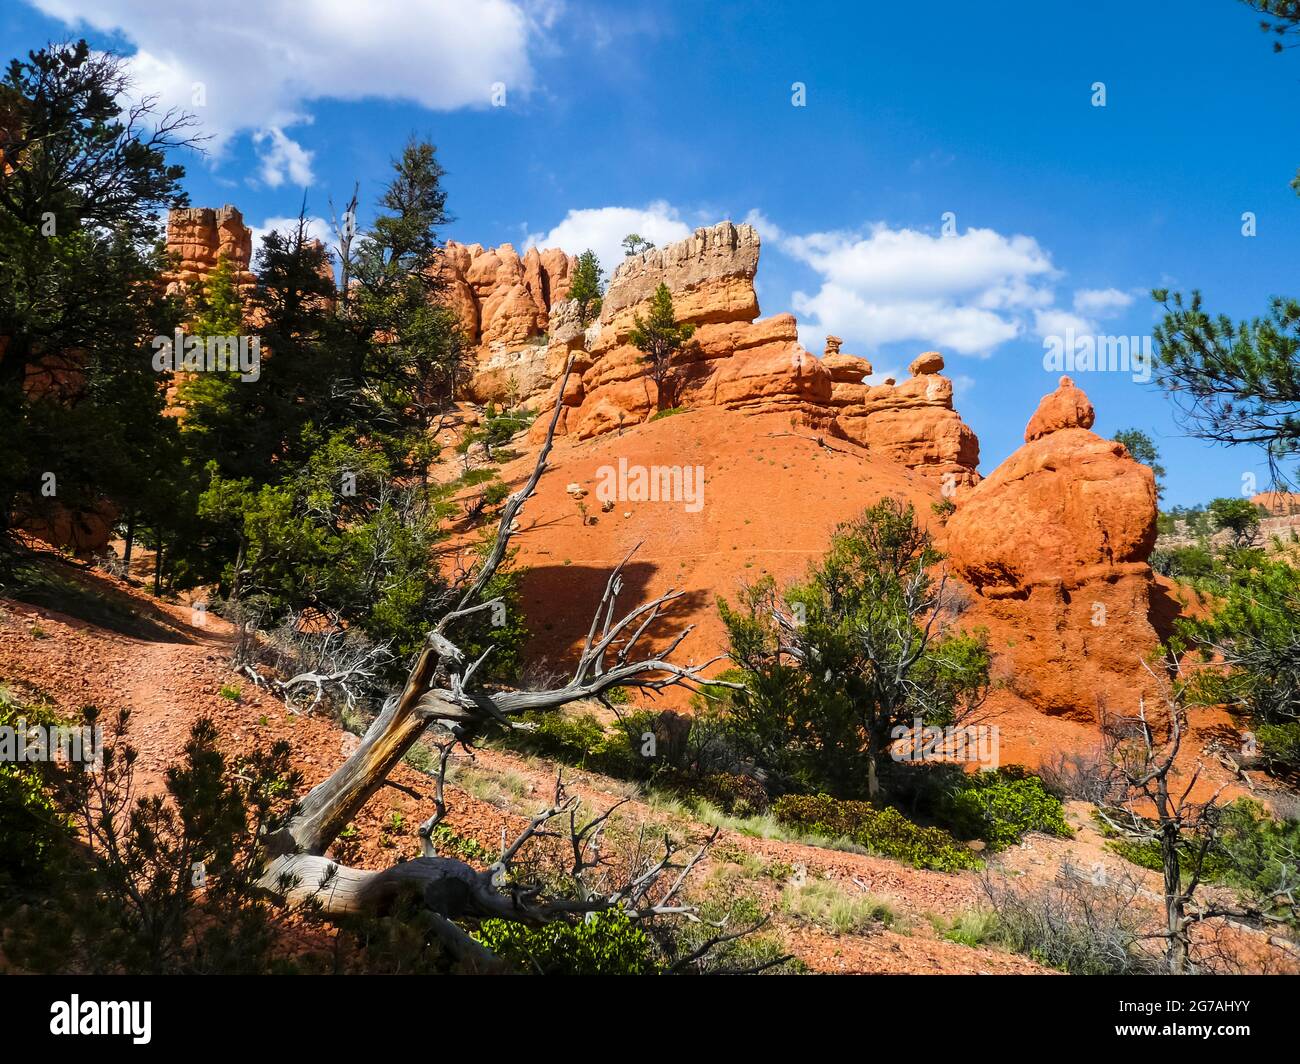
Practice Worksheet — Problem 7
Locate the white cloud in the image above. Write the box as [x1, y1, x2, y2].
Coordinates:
[1072, 287, 1134, 318]
[524, 201, 692, 275]
[29, 0, 543, 186]
[252, 128, 315, 189]
[1034, 307, 1096, 341]
[249, 215, 335, 259]
[761, 220, 1061, 357]
[748, 215, 1144, 359]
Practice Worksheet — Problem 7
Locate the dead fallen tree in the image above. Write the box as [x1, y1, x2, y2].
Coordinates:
[257, 359, 748, 969]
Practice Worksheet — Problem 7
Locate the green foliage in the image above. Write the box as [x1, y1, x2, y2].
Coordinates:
[1113, 427, 1166, 497]
[0, 686, 72, 894]
[684, 772, 770, 817]
[718, 498, 990, 798]
[427, 825, 495, 865]
[456, 402, 536, 460]
[666, 890, 800, 974]
[1214, 798, 1300, 921]
[772, 793, 981, 872]
[1207, 496, 1263, 547]
[1178, 556, 1300, 772]
[649, 405, 685, 421]
[0, 41, 189, 556]
[934, 767, 1073, 850]
[2, 708, 307, 974]
[1106, 835, 1232, 881]
[629, 282, 695, 410]
[569, 249, 604, 325]
[496, 709, 645, 779]
[474, 909, 660, 975]
[622, 233, 654, 256]
[1151, 290, 1300, 475]
[1150, 543, 1217, 582]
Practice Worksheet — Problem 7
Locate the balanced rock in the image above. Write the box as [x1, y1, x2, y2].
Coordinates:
[1024, 375, 1095, 442]
[944, 377, 1159, 720]
[909, 351, 944, 376]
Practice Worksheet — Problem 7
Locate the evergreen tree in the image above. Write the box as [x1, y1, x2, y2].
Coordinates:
[0, 41, 193, 555]
[569, 249, 604, 326]
[346, 139, 462, 478]
[629, 282, 695, 411]
[1150, 290, 1300, 483]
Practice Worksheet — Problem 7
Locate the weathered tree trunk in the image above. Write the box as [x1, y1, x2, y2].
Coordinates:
[1162, 825, 1190, 973]
[122, 512, 136, 570]
[273, 646, 444, 856]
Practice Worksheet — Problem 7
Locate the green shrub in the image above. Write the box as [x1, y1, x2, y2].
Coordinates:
[685, 772, 769, 816]
[499, 710, 642, 778]
[0, 687, 73, 894]
[473, 909, 659, 975]
[1256, 721, 1300, 770]
[1150, 544, 1216, 581]
[935, 767, 1072, 850]
[649, 406, 685, 421]
[772, 793, 980, 872]
[1106, 835, 1232, 882]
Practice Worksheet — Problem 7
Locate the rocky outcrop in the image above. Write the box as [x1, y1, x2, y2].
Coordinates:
[516, 224, 982, 486]
[164, 205, 255, 296]
[828, 351, 980, 489]
[944, 377, 1160, 720]
[1024, 373, 1095, 441]
[596, 221, 760, 338]
[439, 241, 576, 350]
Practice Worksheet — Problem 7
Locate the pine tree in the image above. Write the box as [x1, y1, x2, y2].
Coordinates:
[0, 41, 194, 558]
[628, 283, 695, 411]
[569, 249, 604, 326]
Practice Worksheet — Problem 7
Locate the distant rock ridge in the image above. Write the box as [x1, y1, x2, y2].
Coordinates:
[158, 207, 981, 485]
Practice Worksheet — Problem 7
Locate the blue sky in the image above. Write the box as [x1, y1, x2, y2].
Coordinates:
[6, 0, 1298, 505]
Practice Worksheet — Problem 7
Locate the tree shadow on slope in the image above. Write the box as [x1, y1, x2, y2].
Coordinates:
[518, 561, 714, 677]
[1, 544, 196, 644]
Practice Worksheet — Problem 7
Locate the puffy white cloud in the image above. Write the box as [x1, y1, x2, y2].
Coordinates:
[252, 128, 315, 189]
[248, 215, 335, 259]
[1034, 307, 1096, 341]
[524, 201, 692, 274]
[1073, 287, 1135, 318]
[768, 221, 1060, 357]
[28, 0, 543, 185]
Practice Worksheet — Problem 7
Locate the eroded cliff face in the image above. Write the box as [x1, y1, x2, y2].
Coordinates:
[154, 208, 982, 489]
[482, 220, 984, 489]
[164, 205, 255, 297]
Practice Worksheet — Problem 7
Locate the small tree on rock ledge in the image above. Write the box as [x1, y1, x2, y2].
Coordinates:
[629, 282, 695, 412]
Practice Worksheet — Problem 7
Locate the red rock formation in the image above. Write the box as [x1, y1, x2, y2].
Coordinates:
[944, 376, 1160, 720]
[596, 220, 760, 338]
[515, 223, 981, 487]
[164, 205, 255, 297]
[829, 350, 980, 489]
[1024, 373, 1095, 441]
[439, 240, 576, 351]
